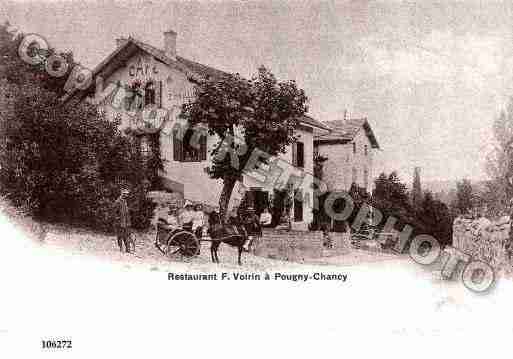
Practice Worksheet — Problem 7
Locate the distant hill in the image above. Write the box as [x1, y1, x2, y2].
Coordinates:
[421, 180, 457, 205]
[422, 180, 457, 194]
[407, 179, 489, 205]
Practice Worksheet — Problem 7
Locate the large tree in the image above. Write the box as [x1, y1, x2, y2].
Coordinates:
[0, 22, 156, 230]
[371, 171, 421, 237]
[484, 96, 513, 214]
[180, 66, 308, 221]
[0, 21, 74, 94]
[452, 179, 474, 216]
[411, 167, 422, 210]
[372, 171, 411, 214]
[371, 172, 453, 246]
[420, 191, 453, 246]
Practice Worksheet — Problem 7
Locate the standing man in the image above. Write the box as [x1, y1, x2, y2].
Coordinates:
[115, 187, 132, 253]
[244, 206, 261, 252]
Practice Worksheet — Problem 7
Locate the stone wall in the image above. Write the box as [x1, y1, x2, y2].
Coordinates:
[452, 216, 511, 268]
[252, 229, 350, 262]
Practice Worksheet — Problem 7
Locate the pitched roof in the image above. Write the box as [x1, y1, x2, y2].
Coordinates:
[301, 114, 331, 131]
[63, 36, 328, 131]
[61, 36, 230, 102]
[315, 118, 380, 149]
[131, 38, 230, 79]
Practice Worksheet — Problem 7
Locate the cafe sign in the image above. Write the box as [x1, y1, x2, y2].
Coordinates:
[129, 56, 158, 78]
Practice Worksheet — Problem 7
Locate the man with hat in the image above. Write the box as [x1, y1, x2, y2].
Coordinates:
[241, 205, 261, 252]
[114, 186, 132, 253]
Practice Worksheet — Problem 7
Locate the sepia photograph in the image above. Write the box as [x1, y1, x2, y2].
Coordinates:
[0, 0, 512, 357]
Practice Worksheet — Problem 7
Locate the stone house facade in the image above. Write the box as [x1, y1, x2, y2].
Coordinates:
[314, 118, 380, 193]
[65, 30, 330, 230]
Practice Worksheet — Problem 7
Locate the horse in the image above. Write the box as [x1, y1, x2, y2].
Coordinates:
[207, 211, 261, 265]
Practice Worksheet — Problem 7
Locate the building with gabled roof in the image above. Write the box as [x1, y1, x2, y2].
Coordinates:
[314, 117, 380, 193]
[65, 30, 330, 229]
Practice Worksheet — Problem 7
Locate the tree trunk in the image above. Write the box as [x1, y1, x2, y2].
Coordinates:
[219, 177, 237, 224]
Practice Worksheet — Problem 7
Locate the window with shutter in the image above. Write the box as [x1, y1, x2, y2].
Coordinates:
[144, 81, 155, 106]
[293, 189, 303, 222]
[296, 142, 304, 168]
[173, 129, 183, 161]
[292, 142, 297, 166]
[200, 135, 207, 161]
[156, 81, 162, 108]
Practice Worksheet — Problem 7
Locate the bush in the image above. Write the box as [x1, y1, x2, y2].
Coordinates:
[0, 23, 159, 232]
[0, 84, 157, 232]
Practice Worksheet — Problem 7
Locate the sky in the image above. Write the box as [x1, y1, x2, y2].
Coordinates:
[2, 0, 513, 184]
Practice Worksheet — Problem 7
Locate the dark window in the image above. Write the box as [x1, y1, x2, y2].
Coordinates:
[364, 144, 368, 156]
[293, 189, 303, 222]
[297, 142, 304, 168]
[293, 142, 305, 168]
[353, 142, 356, 154]
[129, 82, 143, 111]
[248, 188, 270, 217]
[144, 81, 156, 106]
[173, 127, 207, 162]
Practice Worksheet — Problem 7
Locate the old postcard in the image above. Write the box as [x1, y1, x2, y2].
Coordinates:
[1, 1, 512, 357]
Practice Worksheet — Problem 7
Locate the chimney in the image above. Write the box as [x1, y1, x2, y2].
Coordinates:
[164, 30, 177, 60]
[343, 109, 348, 121]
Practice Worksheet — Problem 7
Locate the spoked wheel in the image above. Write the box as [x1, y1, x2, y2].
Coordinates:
[167, 231, 200, 258]
[165, 232, 182, 258]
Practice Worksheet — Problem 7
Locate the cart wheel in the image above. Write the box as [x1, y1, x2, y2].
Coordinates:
[165, 232, 182, 258]
[168, 231, 200, 258]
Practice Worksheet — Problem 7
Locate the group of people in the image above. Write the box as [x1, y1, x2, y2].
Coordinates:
[114, 185, 276, 254]
[226, 206, 273, 228]
[160, 202, 275, 235]
[159, 200, 206, 239]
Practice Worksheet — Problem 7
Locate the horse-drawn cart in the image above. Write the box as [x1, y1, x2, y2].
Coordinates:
[155, 223, 201, 258]
[154, 215, 262, 265]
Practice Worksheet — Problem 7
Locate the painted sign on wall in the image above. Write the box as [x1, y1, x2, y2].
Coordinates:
[128, 56, 159, 78]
